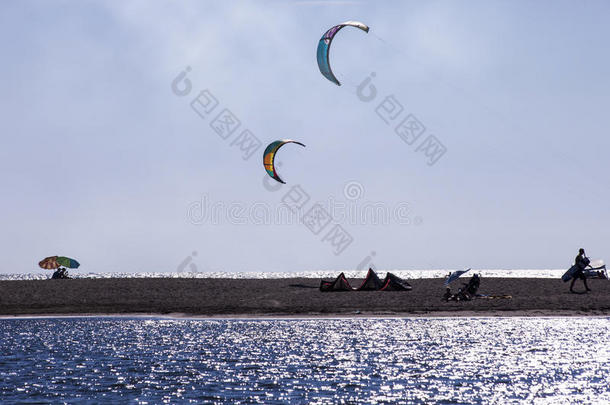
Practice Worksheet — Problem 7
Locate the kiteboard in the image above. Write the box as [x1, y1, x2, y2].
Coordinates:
[561, 263, 600, 282]
[562, 257, 592, 282]
[561, 265, 579, 282]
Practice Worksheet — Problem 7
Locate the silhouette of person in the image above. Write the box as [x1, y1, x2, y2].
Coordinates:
[571, 248, 591, 293]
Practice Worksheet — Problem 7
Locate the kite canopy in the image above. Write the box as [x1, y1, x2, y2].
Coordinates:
[320, 272, 353, 292]
[444, 268, 471, 286]
[316, 21, 369, 86]
[380, 272, 413, 291]
[356, 268, 384, 291]
[320, 270, 412, 292]
[39, 256, 80, 270]
[263, 139, 305, 184]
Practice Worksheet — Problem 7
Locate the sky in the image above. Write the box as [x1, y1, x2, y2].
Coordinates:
[1, 0, 609, 274]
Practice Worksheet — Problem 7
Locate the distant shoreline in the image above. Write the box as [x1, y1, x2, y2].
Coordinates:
[1, 277, 609, 317]
[0, 269, 570, 281]
[1, 311, 609, 319]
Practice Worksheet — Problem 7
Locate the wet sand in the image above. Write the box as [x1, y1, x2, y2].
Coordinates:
[1, 277, 609, 317]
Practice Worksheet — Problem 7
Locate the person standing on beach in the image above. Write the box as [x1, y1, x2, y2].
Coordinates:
[571, 248, 591, 293]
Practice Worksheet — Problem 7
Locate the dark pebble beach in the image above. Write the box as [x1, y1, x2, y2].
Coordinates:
[1, 277, 609, 317]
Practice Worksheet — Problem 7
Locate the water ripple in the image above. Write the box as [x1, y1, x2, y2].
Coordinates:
[0, 318, 608, 403]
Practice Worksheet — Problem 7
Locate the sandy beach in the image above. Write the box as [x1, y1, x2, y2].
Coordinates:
[1, 277, 609, 317]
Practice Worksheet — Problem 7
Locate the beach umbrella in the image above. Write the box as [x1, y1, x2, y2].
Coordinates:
[56, 256, 80, 269]
[444, 268, 471, 286]
[39, 256, 60, 269]
[39, 256, 80, 270]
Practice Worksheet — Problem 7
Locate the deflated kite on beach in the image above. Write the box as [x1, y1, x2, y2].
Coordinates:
[320, 269, 412, 292]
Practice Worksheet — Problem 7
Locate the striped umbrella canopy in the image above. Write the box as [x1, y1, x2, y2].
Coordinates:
[56, 256, 80, 269]
[39, 256, 80, 270]
[39, 256, 59, 269]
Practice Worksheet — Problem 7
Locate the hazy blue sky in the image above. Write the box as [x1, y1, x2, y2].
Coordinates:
[1, 0, 609, 274]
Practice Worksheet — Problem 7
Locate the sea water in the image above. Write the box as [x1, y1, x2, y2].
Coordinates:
[0, 317, 608, 403]
[0, 269, 570, 281]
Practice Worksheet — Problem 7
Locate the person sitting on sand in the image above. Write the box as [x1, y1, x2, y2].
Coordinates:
[456, 286, 473, 301]
[51, 267, 69, 279]
[443, 274, 482, 301]
[571, 248, 591, 293]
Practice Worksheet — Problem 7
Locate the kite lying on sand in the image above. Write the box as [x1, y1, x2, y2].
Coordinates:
[320, 269, 412, 292]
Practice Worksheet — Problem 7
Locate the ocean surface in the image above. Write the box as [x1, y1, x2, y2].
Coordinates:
[0, 317, 608, 404]
[0, 269, 575, 281]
